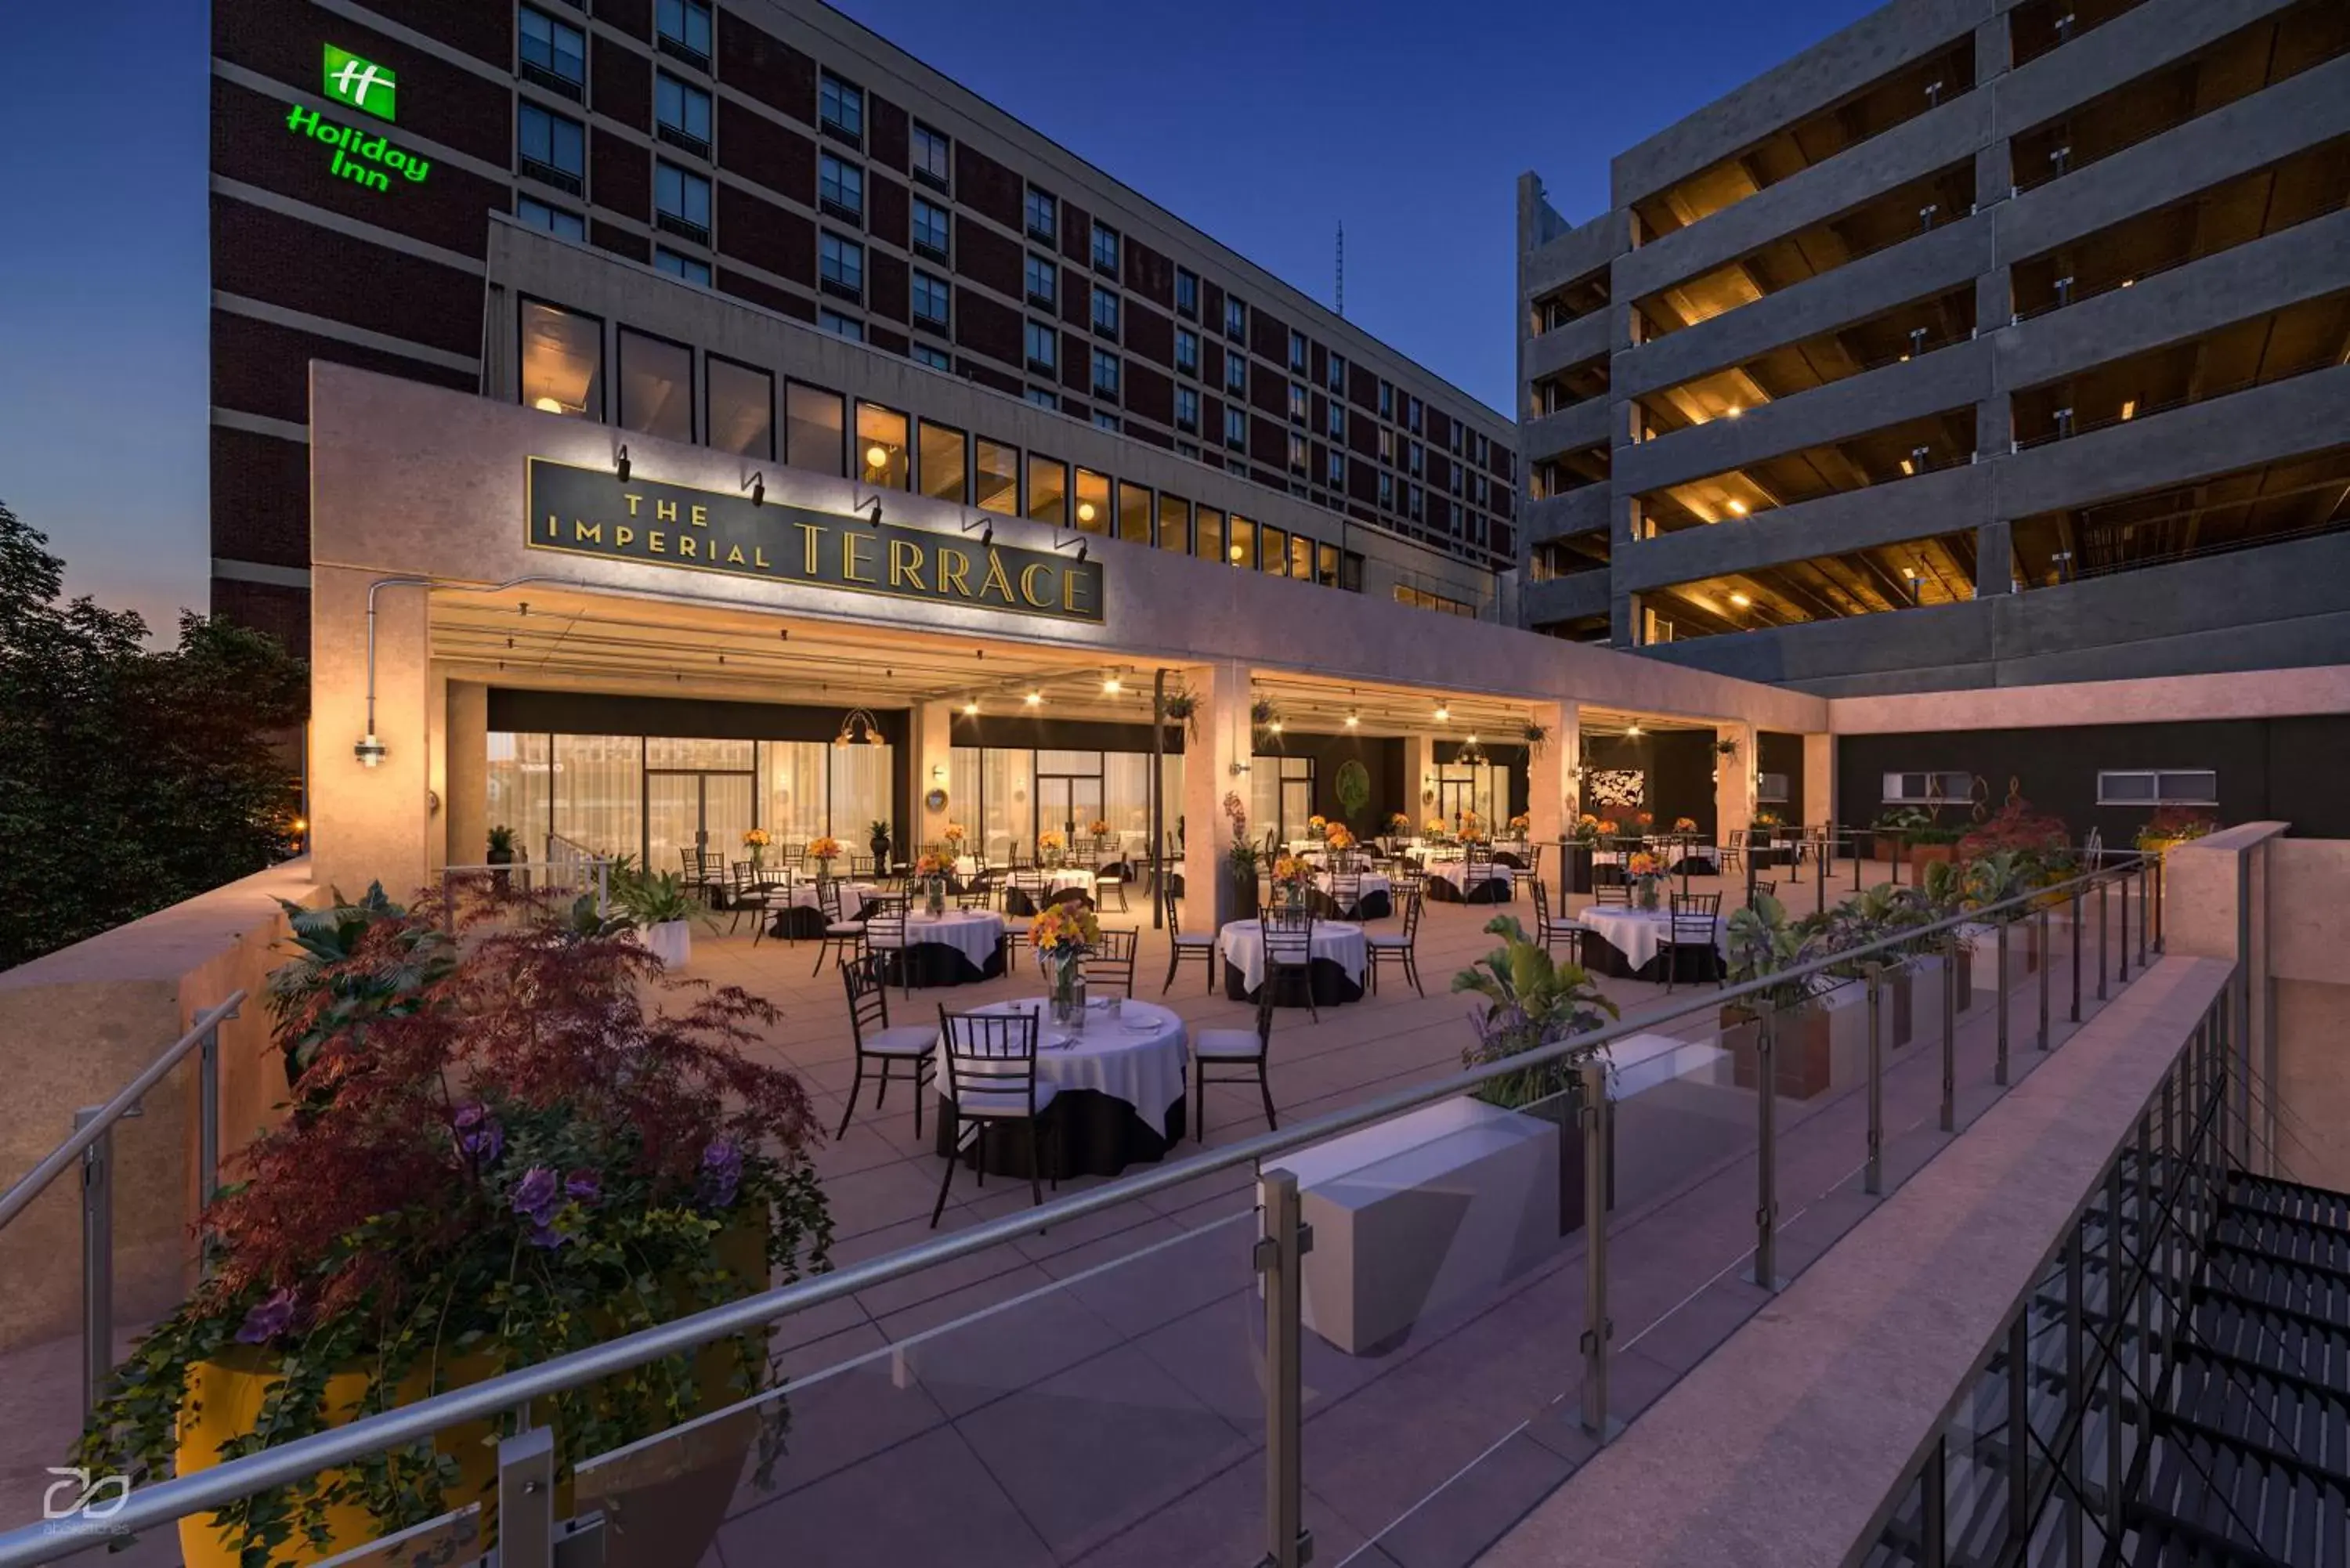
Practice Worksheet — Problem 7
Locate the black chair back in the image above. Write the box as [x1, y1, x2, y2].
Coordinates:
[1084, 927, 1140, 996]
[936, 1008, 1043, 1107]
[1594, 880, 1631, 907]
[841, 952, 893, 1039]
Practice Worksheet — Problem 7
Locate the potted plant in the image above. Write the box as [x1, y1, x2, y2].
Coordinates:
[1249, 697, 1282, 740]
[1520, 720, 1551, 757]
[1335, 759, 1372, 832]
[614, 868, 710, 969]
[866, 819, 892, 867]
[485, 824, 518, 896]
[1723, 894, 1834, 1099]
[1159, 686, 1200, 742]
[269, 883, 457, 1093]
[76, 891, 831, 1568]
[1222, 792, 1260, 922]
[2135, 804, 2215, 858]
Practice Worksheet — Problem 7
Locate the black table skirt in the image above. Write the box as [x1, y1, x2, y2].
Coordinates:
[1223, 956, 1365, 1007]
[886, 941, 1007, 987]
[1582, 930, 1723, 985]
[1422, 875, 1515, 906]
[1309, 888, 1393, 921]
[933, 1088, 1186, 1179]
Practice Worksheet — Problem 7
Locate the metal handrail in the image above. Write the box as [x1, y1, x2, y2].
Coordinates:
[0, 857, 2157, 1566]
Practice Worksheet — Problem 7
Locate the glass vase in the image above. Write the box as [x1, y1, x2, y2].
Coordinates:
[1050, 959, 1087, 1029]
[1636, 877, 1661, 912]
[925, 878, 945, 918]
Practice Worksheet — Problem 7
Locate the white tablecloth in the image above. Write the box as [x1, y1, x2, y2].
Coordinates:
[780, 880, 878, 920]
[1419, 858, 1511, 898]
[1219, 919, 1368, 992]
[890, 910, 1006, 970]
[944, 997, 1190, 1138]
[1314, 872, 1392, 911]
[1579, 907, 1726, 971]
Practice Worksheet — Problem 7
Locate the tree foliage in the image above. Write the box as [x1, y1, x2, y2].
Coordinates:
[0, 500, 307, 970]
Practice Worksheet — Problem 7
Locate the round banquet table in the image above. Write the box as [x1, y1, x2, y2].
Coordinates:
[931, 997, 1190, 1177]
[883, 909, 1009, 986]
[1220, 919, 1368, 1006]
[1416, 856, 1515, 905]
[1578, 906, 1726, 984]
[1000, 867, 1098, 916]
[762, 880, 878, 940]
[1311, 871, 1393, 920]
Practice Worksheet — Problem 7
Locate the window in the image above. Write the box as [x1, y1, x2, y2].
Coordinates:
[518, 103, 585, 193]
[1227, 515, 1256, 569]
[1091, 349, 1120, 399]
[1408, 441, 1423, 477]
[1408, 483, 1423, 522]
[1116, 480, 1152, 543]
[1224, 354, 1246, 397]
[1286, 432, 1306, 472]
[1091, 221, 1120, 275]
[1025, 186, 1056, 243]
[1090, 286, 1119, 339]
[1882, 771, 1976, 805]
[1378, 380, 1394, 419]
[2096, 770, 2218, 806]
[1195, 505, 1225, 562]
[918, 421, 967, 503]
[618, 328, 692, 443]
[707, 356, 772, 458]
[1025, 386, 1058, 411]
[1224, 296, 1246, 341]
[1223, 406, 1246, 450]
[819, 71, 862, 143]
[1325, 450, 1344, 487]
[1756, 774, 1792, 805]
[1288, 382, 1306, 423]
[1261, 525, 1289, 576]
[655, 0, 711, 67]
[1025, 253, 1056, 308]
[910, 121, 950, 187]
[1325, 400, 1344, 439]
[818, 153, 863, 221]
[1176, 268, 1198, 316]
[1407, 395, 1423, 433]
[656, 74, 712, 155]
[1327, 351, 1346, 392]
[516, 196, 584, 241]
[911, 271, 949, 330]
[1378, 428, 1394, 463]
[1175, 327, 1199, 376]
[1024, 319, 1056, 374]
[818, 308, 862, 341]
[975, 439, 1019, 514]
[1074, 468, 1111, 532]
[1288, 330, 1307, 373]
[654, 161, 710, 242]
[856, 403, 909, 487]
[519, 298, 600, 419]
[913, 343, 950, 371]
[1377, 472, 1395, 508]
[1174, 385, 1198, 432]
[653, 247, 710, 284]
[1025, 453, 1067, 524]
[819, 231, 863, 298]
[1450, 422, 1464, 456]
[785, 381, 844, 474]
[519, 8, 586, 96]
[912, 197, 949, 259]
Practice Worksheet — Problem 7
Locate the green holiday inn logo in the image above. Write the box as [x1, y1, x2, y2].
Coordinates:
[324, 45, 397, 121]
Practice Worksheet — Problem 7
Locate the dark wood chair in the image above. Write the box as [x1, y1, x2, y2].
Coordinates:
[1365, 888, 1425, 997]
[1664, 891, 1723, 993]
[1162, 883, 1218, 994]
[808, 878, 868, 975]
[835, 952, 938, 1140]
[1261, 912, 1318, 1023]
[931, 1007, 1055, 1224]
[1192, 985, 1278, 1141]
[727, 862, 780, 941]
[1528, 879, 1583, 963]
[1084, 927, 1140, 998]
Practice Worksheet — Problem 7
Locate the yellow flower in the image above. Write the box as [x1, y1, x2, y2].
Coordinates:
[1324, 825, 1356, 851]
[942, 822, 967, 842]
[1423, 815, 1449, 835]
[1038, 829, 1066, 851]
[1089, 818, 1112, 836]
[742, 827, 771, 847]
[1629, 851, 1662, 877]
[808, 836, 843, 860]
[1673, 816, 1698, 833]
[1029, 902, 1101, 954]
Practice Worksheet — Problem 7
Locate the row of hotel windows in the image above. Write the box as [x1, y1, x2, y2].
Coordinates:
[507, 3, 1511, 508]
[519, 299, 1368, 586]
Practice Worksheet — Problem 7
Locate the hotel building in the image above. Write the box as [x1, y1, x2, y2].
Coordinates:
[1517, 0, 2350, 693]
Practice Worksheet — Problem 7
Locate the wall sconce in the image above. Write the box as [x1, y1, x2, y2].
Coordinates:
[354, 733, 387, 768]
[1230, 759, 1252, 775]
[613, 444, 631, 482]
[743, 471, 765, 507]
[1053, 532, 1090, 565]
[849, 494, 885, 526]
[960, 512, 995, 547]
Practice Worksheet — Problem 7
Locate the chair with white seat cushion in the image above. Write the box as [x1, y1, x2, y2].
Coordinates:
[863, 897, 912, 995]
[808, 877, 868, 975]
[1161, 883, 1218, 994]
[931, 1006, 1056, 1224]
[835, 952, 938, 1141]
[1365, 887, 1426, 998]
[1528, 879, 1583, 964]
[1191, 985, 1277, 1141]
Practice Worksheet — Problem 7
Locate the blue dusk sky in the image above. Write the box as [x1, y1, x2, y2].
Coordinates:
[0, 0, 1873, 633]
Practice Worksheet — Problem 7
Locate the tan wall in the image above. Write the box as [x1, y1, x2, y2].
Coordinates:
[0, 862, 318, 1352]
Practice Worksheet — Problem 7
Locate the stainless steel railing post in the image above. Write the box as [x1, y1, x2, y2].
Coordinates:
[497, 1425, 555, 1568]
[76, 1108, 111, 1417]
[1578, 1058, 1614, 1439]
[1256, 1169, 1311, 1568]
[1749, 1006, 1781, 1291]
[1865, 970, 1884, 1196]
[1995, 921, 2011, 1087]
[2037, 909, 2051, 1053]
[2097, 877, 2110, 1002]
[2117, 864, 2130, 983]
[2070, 888, 2082, 1023]
[1940, 934, 1958, 1133]
[2138, 858, 2150, 969]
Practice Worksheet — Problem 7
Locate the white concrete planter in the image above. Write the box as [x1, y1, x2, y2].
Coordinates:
[1282, 1098, 1561, 1355]
[641, 919, 691, 969]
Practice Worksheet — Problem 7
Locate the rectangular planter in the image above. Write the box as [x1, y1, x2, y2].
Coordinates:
[1723, 1000, 1835, 1100]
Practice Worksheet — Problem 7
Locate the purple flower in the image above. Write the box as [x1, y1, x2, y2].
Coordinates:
[511, 1165, 562, 1226]
[698, 1138, 743, 1210]
[236, 1288, 298, 1345]
[564, 1169, 602, 1205]
[453, 1103, 504, 1165]
[526, 1223, 571, 1250]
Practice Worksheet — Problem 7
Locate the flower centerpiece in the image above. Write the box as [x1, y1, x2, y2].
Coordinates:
[1088, 817, 1112, 842]
[1626, 850, 1665, 910]
[1037, 827, 1067, 869]
[1307, 814, 1329, 841]
[913, 851, 951, 916]
[1672, 816, 1698, 835]
[1031, 900, 1101, 1026]
[1423, 815, 1452, 843]
[742, 826, 772, 869]
[1633, 810, 1654, 833]
[807, 835, 843, 880]
[941, 822, 967, 850]
[1389, 811, 1413, 838]
[1752, 809, 1784, 830]
[1324, 823, 1357, 854]
[1507, 811, 1531, 839]
[1271, 854, 1316, 912]
[1570, 812, 1600, 846]
[1595, 818, 1622, 840]
[77, 889, 831, 1566]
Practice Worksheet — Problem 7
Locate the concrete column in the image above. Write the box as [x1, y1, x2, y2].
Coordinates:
[1976, 266, 2012, 331]
[1803, 732, 1835, 836]
[1976, 518, 2016, 598]
[1976, 390, 2012, 461]
[1402, 732, 1438, 829]
[311, 565, 433, 898]
[1611, 591, 1636, 649]
[1180, 659, 1250, 930]
[1528, 700, 1568, 847]
[909, 701, 954, 851]
[1716, 721, 1756, 847]
[446, 679, 488, 869]
[426, 669, 450, 873]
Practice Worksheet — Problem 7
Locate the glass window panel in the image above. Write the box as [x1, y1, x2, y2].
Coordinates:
[645, 737, 754, 769]
[1116, 480, 1152, 544]
[1195, 506, 1224, 562]
[1155, 493, 1189, 553]
[521, 300, 601, 419]
[830, 744, 893, 843]
[2158, 771, 2217, 803]
[1227, 514, 1255, 569]
[1262, 525, 1289, 575]
[1102, 752, 1152, 853]
[786, 382, 844, 476]
[975, 439, 1019, 515]
[1025, 453, 1067, 526]
[950, 746, 982, 845]
[551, 734, 642, 859]
[918, 421, 967, 503]
[981, 748, 1034, 863]
[1317, 543, 1340, 585]
[855, 403, 909, 489]
[1250, 757, 1279, 844]
[619, 329, 692, 442]
[1289, 533, 1313, 579]
[486, 732, 552, 862]
[1074, 468, 1111, 533]
[706, 357, 773, 459]
[760, 742, 828, 845]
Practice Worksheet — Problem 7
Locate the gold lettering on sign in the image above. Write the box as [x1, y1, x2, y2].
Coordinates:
[649, 532, 667, 554]
[726, 544, 747, 565]
[1064, 570, 1085, 614]
[1018, 563, 1051, 608]
[689, 504, 708, 527]
[888, 540, 927, 591]
[543, 513, 558, 538]
[573, 520, 602, 544]
[978, 549, 1015, 605]
[615, 526, 635, 548]
[755, 547, 771, 568]
[678, 535, 697, 558]
[842, 531, 876, 583]
[624, 494, 643, 516]
[656, 500, 678, 523]
[797, 521, 825, 574]
[937, 546, 972, 599]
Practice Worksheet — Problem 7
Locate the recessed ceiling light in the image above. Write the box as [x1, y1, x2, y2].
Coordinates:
[962, 700, 979, 716]
[1344, 711, 1359, 728]
[1025, 690, 1042, 706]
[1270, 721, 1283, 733]
[1729, 591, 1751, 607]
[1076, 501, 1097, 524]
[1102, 677, 1122, 695]
[533, 396, 565, 414]
[1466, 734, 1479, 745]
[1725, 405, 1742, 419]
[1434, 705, 1450, 721]
[1626, 722, 1643, 737]
[1726, 500, 1748, 516]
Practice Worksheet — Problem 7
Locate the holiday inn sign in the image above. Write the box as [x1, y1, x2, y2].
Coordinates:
[285, 46, 431, 195]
